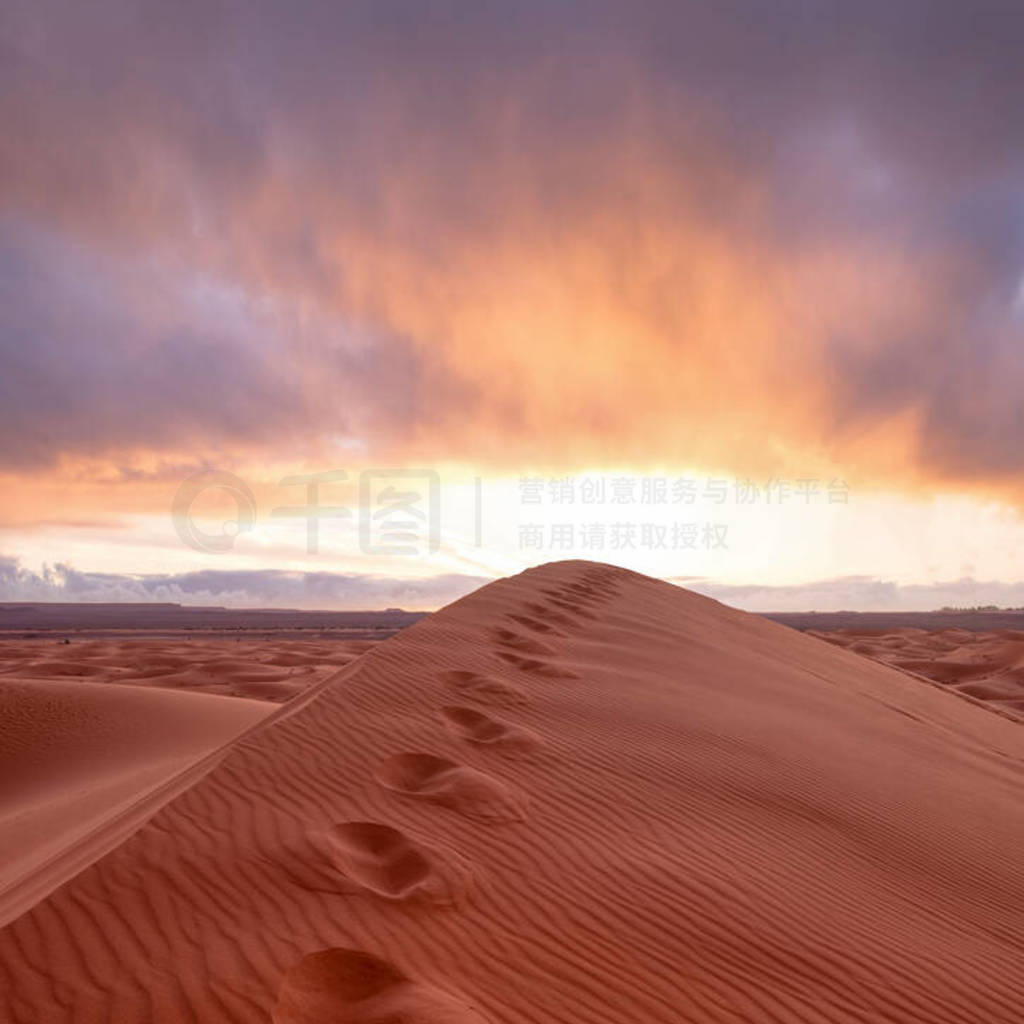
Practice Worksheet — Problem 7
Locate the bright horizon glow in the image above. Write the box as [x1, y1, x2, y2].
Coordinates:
[3, 466, 1024, 612]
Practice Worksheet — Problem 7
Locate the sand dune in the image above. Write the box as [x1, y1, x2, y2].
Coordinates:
[0, 635, 371, 927]
[2, 561, 1024, 1022]
[0, 636, 368, 702]
[0, 676, 271, 927]
[811, 627, 1024, 720]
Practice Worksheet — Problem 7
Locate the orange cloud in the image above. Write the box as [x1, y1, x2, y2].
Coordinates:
[2, 0, 1023, 525]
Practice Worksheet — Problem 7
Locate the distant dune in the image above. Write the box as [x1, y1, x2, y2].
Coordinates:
[769, 609, 1024, 633]
[0, 602, 426, 635]
[811, 626, 1024, 721]
[0, 635, 373, 702]
[1, 561, 1023, 1022]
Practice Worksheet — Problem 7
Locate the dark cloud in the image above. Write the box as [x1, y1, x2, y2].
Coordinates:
[0, 220, 443, 467]
[1, 0, 1022, 481]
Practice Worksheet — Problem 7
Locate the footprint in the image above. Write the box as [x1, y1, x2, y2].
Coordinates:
[562, 584, 604, 605]
[495, 651, 579, 679]
[375, 753, 527, 822]
[439, 706, 542, 759]
[281, 822, 470, 904]
[441, 670, 528, 707]
[490, 628, 554, 655]
[544, 595, 597, 620]
[522, 602, 575, 627]
[505, 613, 565, 636]
[273, 948, 489, 1023]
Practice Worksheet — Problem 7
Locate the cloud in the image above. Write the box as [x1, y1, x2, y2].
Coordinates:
[1, 1, 1023, 491]
[0, 555, 487, 610]
[5, 553, 1024, 613]
[688, 575, 1024, 613]
[0, 220, 445, 469]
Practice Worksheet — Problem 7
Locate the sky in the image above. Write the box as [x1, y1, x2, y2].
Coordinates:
[1, 0, 1023, 610]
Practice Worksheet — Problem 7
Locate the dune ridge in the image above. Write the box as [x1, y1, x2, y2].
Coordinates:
[1, 561, 1024, 1022]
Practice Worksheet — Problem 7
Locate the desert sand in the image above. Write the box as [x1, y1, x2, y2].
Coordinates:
[811, 627, 1024, 722]
[0, 636, 372, 702]
[0, 636, 371, 929]
[1, 560, 1023, 1022]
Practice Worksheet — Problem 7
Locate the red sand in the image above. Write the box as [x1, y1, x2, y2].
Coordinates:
[1, 561, 1023, 1022]
[811, 627, 1024, 721]
[0, 677, 271, 926]
[0, 637, 370, 927]
[0, 636, 371, 702]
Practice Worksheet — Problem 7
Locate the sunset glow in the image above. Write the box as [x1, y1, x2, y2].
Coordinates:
[3, 2, 1023, 608]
